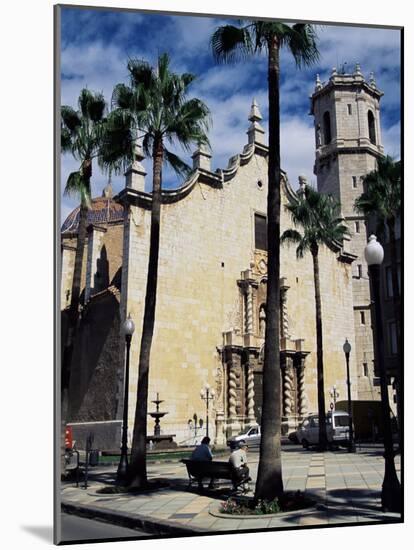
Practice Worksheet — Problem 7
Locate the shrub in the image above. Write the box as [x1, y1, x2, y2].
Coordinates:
[219, 497, 280, 515]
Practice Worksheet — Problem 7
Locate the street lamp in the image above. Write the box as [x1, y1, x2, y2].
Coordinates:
[116, 314, 135, 485]
[343, 339, 355, 453]
[365, 235, 401, 512]
[329, 385, 339, 411]
[200, 383, 215, 438]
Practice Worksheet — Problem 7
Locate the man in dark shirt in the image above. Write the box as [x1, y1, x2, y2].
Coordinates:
[190, 437, 216, 489]
[191, 437, 213, 461]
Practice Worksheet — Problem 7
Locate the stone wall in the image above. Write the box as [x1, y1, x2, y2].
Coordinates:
[122, 147, 358, 444]
[68, 291, 122, 423]
[61, 221, 124, 310]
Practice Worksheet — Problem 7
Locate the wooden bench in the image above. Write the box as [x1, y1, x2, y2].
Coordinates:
[181, 459, 246, 491]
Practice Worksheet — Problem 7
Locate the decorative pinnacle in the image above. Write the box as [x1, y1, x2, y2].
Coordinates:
[133, 139, 145, 162]
[192, 140, 212, 170]
[369, 71, 376, 88]
[248, 98, 263, 122]
[315, 73, 322, 91]
[331, 67, 337, 76]
[354, 62, 362, 75]
[298, 175, 308, 196]
[193, 141, 210, 155]
[102, 175, 113, 198]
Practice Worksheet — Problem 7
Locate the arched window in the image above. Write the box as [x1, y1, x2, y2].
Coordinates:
[323, 111, 332, 144]
[368, 110, 376, 144]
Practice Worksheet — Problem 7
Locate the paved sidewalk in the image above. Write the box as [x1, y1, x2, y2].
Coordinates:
[61, 445, 401, 539]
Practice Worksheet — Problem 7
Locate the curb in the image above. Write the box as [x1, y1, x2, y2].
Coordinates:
[61, 501, 210, 536]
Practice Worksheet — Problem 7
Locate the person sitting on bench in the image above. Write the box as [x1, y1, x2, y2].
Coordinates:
[229, 440, 250, 492]
[191, 436, 213, 461]
[190, 436, 216, 489]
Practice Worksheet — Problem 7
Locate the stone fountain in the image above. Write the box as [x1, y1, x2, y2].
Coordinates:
[146, 393, 177, 449]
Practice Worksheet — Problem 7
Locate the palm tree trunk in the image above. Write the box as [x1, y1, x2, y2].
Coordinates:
[129, 136, 163, 488]
[254, 36, 283, 502]
[387, 219, 401, 442]
[311, 245, 328, 450]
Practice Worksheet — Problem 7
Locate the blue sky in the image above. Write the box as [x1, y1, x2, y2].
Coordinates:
[60, 6, 401, 222]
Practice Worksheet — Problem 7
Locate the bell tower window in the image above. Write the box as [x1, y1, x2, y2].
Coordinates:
[368, 110, 376, 144]
[323, 111, 332, 144]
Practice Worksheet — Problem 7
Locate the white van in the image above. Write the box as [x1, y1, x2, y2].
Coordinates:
[294, 411, 351, 448]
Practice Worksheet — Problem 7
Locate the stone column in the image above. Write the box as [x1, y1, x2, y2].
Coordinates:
[297, 358, 308, 417]
[227, 362, 241, 436]
[245, 284, 253, 334]
[246, 363, 256, 424]
[61, 243, 76, 310]
[84, 224, 106, 303]
[228, 364, 238, 418]
[281, 357, 294, 417]
[214, 361, 226, 446]
[215, 411, 226, 446]
[280, 277, 290, 339]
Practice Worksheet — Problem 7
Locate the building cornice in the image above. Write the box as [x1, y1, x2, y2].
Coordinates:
[115, 142, 270, 209]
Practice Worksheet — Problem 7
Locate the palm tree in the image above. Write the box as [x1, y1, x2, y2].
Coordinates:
[109, 53, 210, 488]
[61, 91, 109, 404]
[281, 185, 349, 450]
[61, 88, 113, 474]
[354, 155, 402, 436]
[211, 21, 319, 501]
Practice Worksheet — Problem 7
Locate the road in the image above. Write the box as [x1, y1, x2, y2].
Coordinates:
[60, 512, 151, 542]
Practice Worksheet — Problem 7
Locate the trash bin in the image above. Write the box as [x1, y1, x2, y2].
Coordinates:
[89, 450, 100, 466]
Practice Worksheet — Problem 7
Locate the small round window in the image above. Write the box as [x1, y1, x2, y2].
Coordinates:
[257, 180, 263, 189]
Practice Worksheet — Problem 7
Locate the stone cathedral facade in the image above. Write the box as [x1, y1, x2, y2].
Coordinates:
[61, 67, 383, 448]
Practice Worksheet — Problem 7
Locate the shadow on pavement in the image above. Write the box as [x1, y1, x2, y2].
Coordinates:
[326, 488, 381, 512]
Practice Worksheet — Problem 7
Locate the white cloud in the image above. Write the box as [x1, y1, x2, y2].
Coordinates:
[382, 122, 401, 159]
[280, 117, 315, 189]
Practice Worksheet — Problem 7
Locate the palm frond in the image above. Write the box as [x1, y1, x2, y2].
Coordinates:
[164, 148, 192, 179]
[142, 133, 153, 158]
[61, 106, 81, 132]
[63, 170, 91, 207]
[78, 88, 106, 121]
[127, 58, 155, 89]
[284, 185, 349, 255]
[166, 98, 211, 151]
[211, 25, 254, 63]
[355, 155, 401, 223]
[112, 83, 134, 111]
[61, 127, 72, 153]
[99, 110, 134, 173]
[288, 24, 320, 68]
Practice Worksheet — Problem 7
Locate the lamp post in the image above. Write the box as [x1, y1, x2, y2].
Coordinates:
[329, 386, 339, 411]
[343, 339, 355, 452]
[365, 235, 401, 512]
[200, 383, 215, 438]
[116, 314, 135, 485]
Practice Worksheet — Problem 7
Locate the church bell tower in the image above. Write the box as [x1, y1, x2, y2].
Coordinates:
[310, 64, 384, 400]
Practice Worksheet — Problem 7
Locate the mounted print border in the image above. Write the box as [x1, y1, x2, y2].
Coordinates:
[54, 3, 403, 545]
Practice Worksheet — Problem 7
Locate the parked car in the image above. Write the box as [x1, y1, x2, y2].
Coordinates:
[227, 425, 261, 449]
[289, 411, 351, 449]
